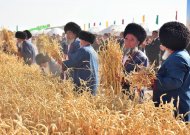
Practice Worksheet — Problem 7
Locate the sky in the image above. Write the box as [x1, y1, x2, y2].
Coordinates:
[0, 0, 188, 31]
[187, 0, 190, 28]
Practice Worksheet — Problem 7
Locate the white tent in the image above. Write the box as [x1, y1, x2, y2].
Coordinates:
[47, 28, 64, 36]
[99, 25, 125, 36]
[30, 30, 39, 36]
[139, 23, 152, 36]
[37, 29, 45, 35]
[43, 29, 51, 34]
[88, 27, 101, 34]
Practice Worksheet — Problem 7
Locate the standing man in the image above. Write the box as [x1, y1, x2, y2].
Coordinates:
[153, 22, 190, 122]
[23, 30, 38, 57]
[145, 30, 161, 67]
[122, 23, 148, 100]
[62, 31, 99, 96]
[63, 22, 81, 60]
[123, 23, 148, 73]
[15, 31, 35, 65]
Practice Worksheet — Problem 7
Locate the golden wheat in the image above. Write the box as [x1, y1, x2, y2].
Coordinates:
[0, 51, 189, 134]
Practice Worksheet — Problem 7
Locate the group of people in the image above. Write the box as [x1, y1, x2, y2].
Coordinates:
[14, 21, 190, 122]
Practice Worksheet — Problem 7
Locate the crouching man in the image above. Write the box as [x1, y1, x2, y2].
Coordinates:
[35, 53, 62, 76]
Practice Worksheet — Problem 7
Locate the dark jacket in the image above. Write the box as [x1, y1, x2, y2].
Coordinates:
[145, 38, 161, 66]
[124, 50, 149, 73]
[153, 49, 190, 121]
[62, 39, 80, 59]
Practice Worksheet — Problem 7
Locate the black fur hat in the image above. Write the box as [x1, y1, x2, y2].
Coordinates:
[79, 31, 96, 44]
[123, 23, 147, 45]
[15, 31, 26, 39]
[64, 22, 81, 37]
[23, 30, 32, 39]
[159, 21, 190, 51]
[35, 53, 50, 65]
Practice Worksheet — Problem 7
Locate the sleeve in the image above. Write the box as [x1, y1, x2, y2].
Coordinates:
[49, 59, 62, 75]
[155, 57, 187, 92]
[63, 48, 86, 68]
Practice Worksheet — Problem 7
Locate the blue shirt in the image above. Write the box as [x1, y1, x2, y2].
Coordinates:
[21, 40, 35, 65]
[63, 45, 99, 95]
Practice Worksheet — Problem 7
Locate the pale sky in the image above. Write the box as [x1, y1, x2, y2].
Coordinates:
[0, 0, 187, 31]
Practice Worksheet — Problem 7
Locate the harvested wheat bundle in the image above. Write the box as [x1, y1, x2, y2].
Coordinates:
[36, 34, 50, 53]
[99, 38, 124, 95]
[46, 37, 63, 62]
[36, 34, 63, 62]
[0, 28, 17, 54]
[126, 63, 156, 91]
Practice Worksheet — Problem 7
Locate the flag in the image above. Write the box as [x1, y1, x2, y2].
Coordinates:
[114, 20, 116, 25]
[122, 19, 124, 24]
[84, 24, 86, 30]
[106, 21, 108, 28]
[88, 23, 90, 28]
[142, 15, 145, 23]
[156, 15, 159, 25]
[175, 11, 178, 21]
[94, 22, 96, 26]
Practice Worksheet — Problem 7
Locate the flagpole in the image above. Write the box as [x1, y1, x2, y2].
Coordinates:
[175, 11, 178, 21]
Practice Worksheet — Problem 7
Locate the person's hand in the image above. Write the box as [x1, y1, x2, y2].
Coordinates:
[150, 79, 157, 91]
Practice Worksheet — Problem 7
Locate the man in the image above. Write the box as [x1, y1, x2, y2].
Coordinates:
[63, 22, 81, 60]
[35, 53, 61, 76]
[62, 31, 99, 96]
[15, 31, 35, 65]
[153, 22, 190, 122]
[123, 23, 148, 72]
[117, 32, 124, 49]
[145, 30, 161, 67]
[23, 30, 38, 57]
[122, 23, 148, 100]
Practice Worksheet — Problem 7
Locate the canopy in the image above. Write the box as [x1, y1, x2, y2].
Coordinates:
[30, 30, 39, 36]
[47, 28, 64, 36]
[99, 25, 125, 36]
[88, 27, 101, 34]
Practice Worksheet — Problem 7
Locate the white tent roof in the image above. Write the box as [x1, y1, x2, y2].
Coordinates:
[30, 30, 39, 36]
[139, 23, 152, 36]
[43, 29, 51, 34]
[47, 28, 64, 36]
[99, 25, 125, 36]
[88, 27, 101, 34]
